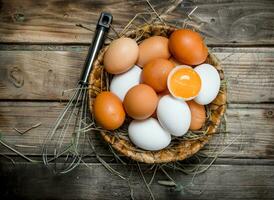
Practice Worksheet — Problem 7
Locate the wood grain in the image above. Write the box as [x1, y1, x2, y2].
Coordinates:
[0, 0, 174, 43]
[0, 50, 84, 100]
[1, 162, 274, 199]
[166, 0, 274, 45]
[0, 47, 273, 102]
[0, 1, 273, 199]
[214, 47, 274, 103]
[0, 0, 273, 44]
[0, 102, 273, 159]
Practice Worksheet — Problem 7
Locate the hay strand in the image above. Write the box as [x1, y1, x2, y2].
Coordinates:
[145, 0, 166, 25]
[13, 122, 41, 135]
[0, 133, 38, 163]
[137, 162, 155, 200]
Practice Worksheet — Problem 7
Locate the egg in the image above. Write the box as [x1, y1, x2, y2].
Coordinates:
[104, 37, 139, 74]
[137, 36, 171, 67]
[142, 58, 174, 92]
[128, 118, 171, 151]
[157, 95, 191, 136]
[110, 65, 142, 101]
[194, 64, 221, 105]
[123, 84, 158, 120]
[167, 65, 201, 100]
[93, 92, 125, 130]
[169, 29, 208, 65]
[187, 100, 206, 131]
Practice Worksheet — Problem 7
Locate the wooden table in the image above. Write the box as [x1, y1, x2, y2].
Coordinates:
[0, 0, 274, 199]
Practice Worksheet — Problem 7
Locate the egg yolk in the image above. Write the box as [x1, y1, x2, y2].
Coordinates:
[169, 67, 201, 99]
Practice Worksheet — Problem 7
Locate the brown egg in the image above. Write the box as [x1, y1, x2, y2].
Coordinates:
[142, 58, 175, 93]
[93, 92, 125, 130]
[137, 36, 171, 67]
[123, 84, 158, 120]
[187, 100, 206, 131]
[104, 37, 139, 74]
[169, 29, 208, 65]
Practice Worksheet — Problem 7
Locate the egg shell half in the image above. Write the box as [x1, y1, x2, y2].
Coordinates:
[110, 65, 142, 101]
[157, 95, 191, 136]
[128, 118, 171, 151]
[194, 64, 221, 105]
[167, 65, 201, 101]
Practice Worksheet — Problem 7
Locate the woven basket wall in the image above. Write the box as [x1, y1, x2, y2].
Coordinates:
[88, 25, 227, 164]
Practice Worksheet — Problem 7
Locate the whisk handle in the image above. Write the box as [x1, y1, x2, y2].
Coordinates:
[80, 12, 113, 85]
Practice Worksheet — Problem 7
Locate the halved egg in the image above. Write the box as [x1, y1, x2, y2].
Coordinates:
[167, 65, 201, 100]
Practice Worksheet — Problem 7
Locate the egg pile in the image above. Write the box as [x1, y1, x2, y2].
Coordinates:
[93, 29, 221, 151]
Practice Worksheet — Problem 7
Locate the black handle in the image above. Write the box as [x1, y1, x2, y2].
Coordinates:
[80, 12, 113, 85]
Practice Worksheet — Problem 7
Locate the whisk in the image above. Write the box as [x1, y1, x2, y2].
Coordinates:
[42, 12, 113, 174]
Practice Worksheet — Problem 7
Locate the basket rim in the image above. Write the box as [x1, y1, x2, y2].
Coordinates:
[88, 24, 227, 164]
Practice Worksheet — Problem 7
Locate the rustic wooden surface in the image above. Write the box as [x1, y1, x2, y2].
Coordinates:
[0, 0, 274, 199]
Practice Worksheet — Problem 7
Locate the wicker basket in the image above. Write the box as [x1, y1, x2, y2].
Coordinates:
[88, 25, 227, 164]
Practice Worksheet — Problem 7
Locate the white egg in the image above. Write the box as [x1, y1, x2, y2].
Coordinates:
[157, 95, 191, 136]
[194, 64, 220, 105]
[128, 118, 171, 151]
[110, 65, 141, 101]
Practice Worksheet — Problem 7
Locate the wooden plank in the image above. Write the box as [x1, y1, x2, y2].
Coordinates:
[0, 102, 273, 159]
[208, 103, 274, 158]
[165, 0, 274, 46]
[0, 0, 273, 45]
[0, 0, 175, 43]
[1, 162, 274, 199]
[0, 47, 273, 102]
[213, 47, 274, 103]
[0, 50, 84, 100]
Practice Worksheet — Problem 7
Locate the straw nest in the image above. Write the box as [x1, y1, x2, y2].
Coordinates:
[88, 24, 226, 164]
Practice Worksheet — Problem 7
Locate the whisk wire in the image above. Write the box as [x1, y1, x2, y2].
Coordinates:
[42, 12, 112, 174]
[56, 87, 82, 152]
[58, 87, 84, 173]
[42, 85, 91, 174]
